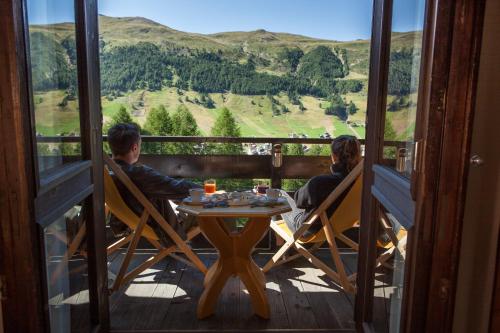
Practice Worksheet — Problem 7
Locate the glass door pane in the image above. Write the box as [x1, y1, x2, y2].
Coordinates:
[26, 0, 82, 174]
[43, 204, 90, 333]
[382, 0, 426, 178]
[24, 1, 102, 331]
[371, 0, 426, 332]
[373, 208, 408, 333]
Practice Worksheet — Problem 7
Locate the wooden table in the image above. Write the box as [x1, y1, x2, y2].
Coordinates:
[177, 203, 291, 319]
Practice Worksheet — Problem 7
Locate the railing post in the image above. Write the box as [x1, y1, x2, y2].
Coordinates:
[271, 143, 283, 189]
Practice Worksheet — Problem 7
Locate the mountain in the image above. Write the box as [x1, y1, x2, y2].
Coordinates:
[28, 15, 420, 138]
[30, 15, 419, 77]
[97, 15, 374, 76]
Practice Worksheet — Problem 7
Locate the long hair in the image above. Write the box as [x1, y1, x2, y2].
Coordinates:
[330, 135, 362, 172]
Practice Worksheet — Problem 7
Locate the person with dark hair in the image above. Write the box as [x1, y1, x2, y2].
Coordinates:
[280, 135, 362, 237]
[107, 123, 201, 246]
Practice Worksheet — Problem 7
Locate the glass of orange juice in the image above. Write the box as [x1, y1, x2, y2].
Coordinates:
[204, 179, 216, 194]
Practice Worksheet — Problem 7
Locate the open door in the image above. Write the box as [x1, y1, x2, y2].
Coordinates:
[356, 0, 426, 331]
[0, 0, 109, 332]
[24, 0, 109, 331]
[356, 0, 487, 332]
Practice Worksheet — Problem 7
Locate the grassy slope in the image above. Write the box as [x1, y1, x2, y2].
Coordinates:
[101, 88, 367, 138]
[34, 86, 367, 138]
[34, 90, 80, 135]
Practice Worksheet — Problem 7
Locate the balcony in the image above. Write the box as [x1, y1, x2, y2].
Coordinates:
[39, 135, 403, 332]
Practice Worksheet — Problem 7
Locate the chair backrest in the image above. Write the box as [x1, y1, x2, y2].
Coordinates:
[103, 161, 158, 240]
[304, 160, 364, 236]
[330, 173, 363, 234]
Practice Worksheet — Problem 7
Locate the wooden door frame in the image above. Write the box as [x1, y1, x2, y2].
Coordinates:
[355, 0, 486, 332]
[75, 0, 110, 330]
[491, 236, 500, 332]
[0, 0, 45, 332]
[0, 0, 109, 332]
[355, 0, 393, 331]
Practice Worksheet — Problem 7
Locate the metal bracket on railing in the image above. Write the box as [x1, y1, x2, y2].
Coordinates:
[272, 144, 282, 168]
[271, 144, 283, 189]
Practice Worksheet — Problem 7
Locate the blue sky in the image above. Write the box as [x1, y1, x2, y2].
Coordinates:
[28, 0, 424, 41]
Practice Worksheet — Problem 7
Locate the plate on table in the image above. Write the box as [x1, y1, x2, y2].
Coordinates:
[254, 196, 288, 205]
[182, 197, 210, 205]
[228, 199, 252, 206]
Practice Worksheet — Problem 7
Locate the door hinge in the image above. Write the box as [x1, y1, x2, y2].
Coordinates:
[0, 275, 6, 300]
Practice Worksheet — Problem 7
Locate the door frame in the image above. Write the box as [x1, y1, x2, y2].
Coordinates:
[0, 0, 109, 332]
[0, 0, 45, 331]
[355, 0, 487, 332]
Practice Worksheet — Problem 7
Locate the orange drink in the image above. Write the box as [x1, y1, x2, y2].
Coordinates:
[204, 179, 216, 194]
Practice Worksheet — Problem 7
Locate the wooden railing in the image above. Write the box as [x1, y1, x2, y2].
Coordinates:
[37, 135, 405, 249]
[37, 136, 405, 188]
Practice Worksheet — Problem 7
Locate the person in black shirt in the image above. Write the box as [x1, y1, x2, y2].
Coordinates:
[107, 123, 201, 246]
[281, 135, 362, 237]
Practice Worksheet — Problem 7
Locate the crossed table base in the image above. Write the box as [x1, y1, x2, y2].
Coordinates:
[177, 204, 291, 320]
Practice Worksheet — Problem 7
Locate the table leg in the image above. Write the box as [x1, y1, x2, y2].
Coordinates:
[236, 217, 270, 318]
[197, 216, 271, 319]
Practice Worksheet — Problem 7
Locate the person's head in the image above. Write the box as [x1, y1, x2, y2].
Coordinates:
[330, 135, 362, 171]
[107, 123, 141, 163]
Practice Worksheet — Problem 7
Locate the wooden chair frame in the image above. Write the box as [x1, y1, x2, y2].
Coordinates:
[52, 155, 207, 292]
[263, 162, 364, 294]
[263, 161, 402, 294]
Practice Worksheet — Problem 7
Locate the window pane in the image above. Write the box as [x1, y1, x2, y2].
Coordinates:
[382, 0, 426, 178]
[98, 1, 371, 140]
[372, 210, 409, 333]
[43, 205, 90, 333]
[27, 0, 82, 175]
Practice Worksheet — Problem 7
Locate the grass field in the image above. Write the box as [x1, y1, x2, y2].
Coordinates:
[35, 87, 424, 140]
[100, 87, 369, 138]
[34, 90, 81, 135]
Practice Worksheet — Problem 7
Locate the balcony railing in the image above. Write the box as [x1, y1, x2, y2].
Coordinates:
[37, 136, 405, 188]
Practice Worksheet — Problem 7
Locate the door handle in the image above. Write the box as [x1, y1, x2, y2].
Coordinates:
[469, 154, 484, 166]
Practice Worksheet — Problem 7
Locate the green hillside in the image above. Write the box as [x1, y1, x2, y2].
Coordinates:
[29, 15, 419, 140]
[100, 88, 367, 138]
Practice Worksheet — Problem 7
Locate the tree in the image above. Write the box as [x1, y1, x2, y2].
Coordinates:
[171, 105, 200, 136]
[298, 101, 306, 112]
[348, 101, 358, 115]
[210, 107, 250, 191]
[298, 46, 345, 83]
[384, 117, 398, 141]
[143, 105, 173, 154]
[210, 107, 243, 155]
[278, 47, 304, 72]
[199, 93, 215, 108]
[325, 94, 348, 120]
[144, 105, 172, 135]
[170, 105, 200, 154]
[333, 79, 363, 94]
[112, 105, 134, 124]
[282, 144, 307, 191]
[387, 48, 417, 96]
[383, 117, 399, 159]
[103, 105, 139, 133]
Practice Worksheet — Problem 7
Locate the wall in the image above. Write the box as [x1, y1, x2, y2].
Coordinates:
[453, 0, 500, 331]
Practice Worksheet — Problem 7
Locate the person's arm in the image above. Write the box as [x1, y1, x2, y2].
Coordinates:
[128, 164, 202, 197]
[294, 178, 317, 209]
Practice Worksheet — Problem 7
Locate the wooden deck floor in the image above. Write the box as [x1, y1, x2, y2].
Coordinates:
[107, 249, 365, 332]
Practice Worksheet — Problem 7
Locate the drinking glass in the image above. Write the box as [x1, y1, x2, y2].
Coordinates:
[204, 179, 216, 194]
[256, 181, 269, 194]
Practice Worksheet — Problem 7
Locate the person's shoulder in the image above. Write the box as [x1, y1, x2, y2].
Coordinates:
[307, 174, 343, 189]
[121, 162, 156, 176]
[309, 174, 340, 184]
